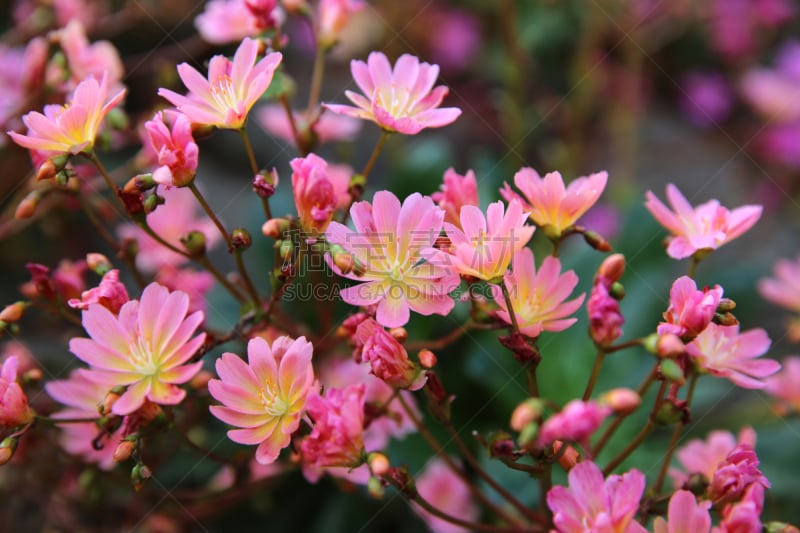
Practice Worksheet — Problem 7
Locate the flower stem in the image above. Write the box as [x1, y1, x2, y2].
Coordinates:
[188, 182, 232, 250]
[500, 282, 520, 334]
[361, 130, 389, 182]
[279, 94, 304, 154]
[406, 319, 475, 351]
[653, 372, 699, 493]
[582, 350, 605, 401]
[233, 248, 263, 312]
[85, 152, 129, 216]
[306, 45, 326, 113]
[239, 127, 272, 220]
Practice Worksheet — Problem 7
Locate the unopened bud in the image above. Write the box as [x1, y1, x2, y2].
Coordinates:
[0, 436, 18, 465]
[717, 298, 736, 313]
[766, 522, 800, 533]
[583, 230, 612, 252]
[599, 388, 641, 415]
[655, 400, 684, 425]
[181, 231, 207, 257]
[553, 440, 580, 471]
[131, 463, 152, 491]
[86, 253, 113, 275]
[348, 173, 366, 193]
[714, 312, 739, 327]
[656, 334, 685, 357]
[36, 159, 59, 181]
[368, 452, 390, 476]
[643, 333, 659, 354]
[367, 476, 385, 499]
[597, 253, 625, 283]
[190, 370, 213, 390]
[232, 228, 252, 250]
[389, 327, 407, 343]
[15, 191, 40, 219]
[488, 431, 515, 458]
[0, 302, 26, 323]
[518, 422, 539, 448]
[278, 240, 294, 262]
[253, 169, 279, 198]
[123, 173, 156, 194]
[106, 108, 129, 130]
[262, 218, 290, 238]
[510, 398, 544, 432]
[686, 472, 709, 496]
[424, 371, 447, 404]
[609, 281, 625, 300]
[418, 349, 437, 369]
[660, 358, 685, 385]
[144, 193, 164, 214]
[23, 368, 43, 384]
[331, 250, 358, 275]
[100, 389, 122, 415]
[113, 439, 136, 462]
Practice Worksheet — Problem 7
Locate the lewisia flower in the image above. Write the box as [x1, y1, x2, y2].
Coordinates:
[354, 318, 425, 390]
[431, 167, 479, 228]
[546, 460, 647, 533]
[658, 276, 723, 339]
[536, 400, 610, 449]
[300, 384, 366, 470]
[69, 282, 206, 415]
[491, 248, 584, 337]
[645, 183, 763, 260]
[412, 458, 479, 533]
[326, 191, 459, 328]
[444, 199, 534, 281]
[209, 336, 314, 464]
[500, 168, 608, 237]
[8, 72, 126, 156]
[716, 483, 764, 533]
[67, 269, 129, 314]
[653, 491, 711, 533]
[291, 153, 342, 232]
[758, 254, 800, 313]
[709, 444, 770, 506]
[587, 276, 624, 346]
[765, 356, 800, 413]
[0, 356, 34, 428]
[686, 323, 780, 389]
[159, 37, 282, 129]
[324, 52, 461, 135]
[670, 427, 756, 489]
[144, 111, 199, 187]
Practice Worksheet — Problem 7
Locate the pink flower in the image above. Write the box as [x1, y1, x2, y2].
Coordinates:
[55, 20, 124, 90]
[22, 259, 87, 301]
[653, 491, 712, 533]
[300, 384, 366, 470]
[69, 282, 206, 415]
[45, 369, 122, 470]
[709, 444, 770, 505]
[0, 356, 34, 428]
[587, 276, 624, 346]
[255, 104, 362, 145]
[687, 324, 780, 389]
[326, 191, 459, 328]
[354, 318, 425, 390]
[444, 199, 534, 281]
[501, 168, 608, 237]
[431, 167, 479, 228]
[715, 483, 764, 533]
[195, 0, 280, 44]
[317, 0, 366, 48]
[658, 276, 723, 339]
[680, 71, 734, 128]
[758, 255, 800, 313]
[413, 458, 479, 533]
[491, 248, 584, 337]
[324, 52, 461, 135]
[536, 400, 610, 448]
[547, 460, 647, 533]
[645, 184, 763, 260]
[155, 266, 214, 315]
[144, 111, 199, 187]
[291, 153, 341, 232]
[8, 72, 126, 156]
[209, 336, 314, 464]
[67, 269, 129, 314]
[159, 38, 282, 129]
[670, 427, 756, 488]
[765, 356, 800, 413]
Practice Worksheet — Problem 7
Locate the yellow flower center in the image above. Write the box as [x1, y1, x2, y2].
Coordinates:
[260, 380, 289, 417]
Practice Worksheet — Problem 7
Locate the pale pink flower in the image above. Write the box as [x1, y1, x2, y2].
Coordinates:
[758, 255, 800, 313]
[195, 0, 279, 44]
[714, 483, 764, 533]
[317, 0, 366, 48]
[67, 269, 129, 314]
[291, 153, 341, 232]
[69, 282, 206, 415]
[255, 104, 362, 145]
[444, 199, 534, 281]
[301, 384, 366, 470]
[145, 111, 199, 187]
[587, 276, 624, 346]
[658, 276, 723, 339]
[0, 356, 34, 428]
[645, 184, 762, 260]
[764, 356, 800, 413]
[155, 266, 214, 315]
[159, 38, 282, 129]
[413, 458, 478, 533]
[709, 444, 770, 505]
[653, 490, 712, 533]
[671, 427, 756, 488]
[354, 318, 425, 390]
[55, 20, 124, 90]
[501, 168, 608, 237]
[209, 336, 314, 464]
[687, 324, 780, 389]
[431, 167, 479, 228]
[8, 72, 126, 156]
[326, 191, 459, 328]
[536, 400, 610, 448]
[324, 52, 461, 135]
[45, 369, 122, 470]
[547, 460, 647, 533]
[491, 248, 584, 337]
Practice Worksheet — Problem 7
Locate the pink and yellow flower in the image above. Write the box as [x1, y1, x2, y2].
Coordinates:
[7, 72, 126, 156]
[501, 168, 608, 237]
[354, 318, 425, 390]
[444, 199, 534, 281]
[658, 276, 723, 339]
[326, 191, 459, 328]
[324, 52, 461, 135]
[300, 384, 366, 470]
[69, 282, 206, 415]
[491, 248, 584, 337]
[431, 167, 479, 228]
[0, 356, 34, 428]
[159, 37, 282, 129]
[144, 110, 199, 187]
[653, 491, 711, 533]
[645, 183, 762, 260]
[209, 336, 314, 464]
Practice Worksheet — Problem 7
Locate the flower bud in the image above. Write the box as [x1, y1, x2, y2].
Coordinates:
[36, 159, 58, 181]
[518, 422, 539, 449]
[368, 452, 390, 477]
[190, 370, 213, 390]
[609, 282, 625, 300]
[656, 333, 685, 357]
[231, 228, 252, 250]
[262, 218, 290, 238]
[367, 476, 385, 499]
[553, 440, 579, 471]
[510, 398, 544, 431]
[131, 463, 152, 491]
[278, 240, 294, 263]
[599, 388, 641, 415]
[660, 358, 685, 385]
[388, 327, 408, 343]
[418, 349, 437, 369]
[143, 192, 164, 214]
[0, 436, 18, 465]
[583, 230, 612, 252]
[488, 431, 515, 458]
[99, 389, 122, 415]
[15, 191, 40, 219]
[253, 169, 279, 198]
[766, 523, 800, 533]
[123, 173, 156, 194]
[717, 298, 736, 313]
[113, 439, 136, 462]
[686, 472, 709, 496]
[180, 231, 207, 257]
[713, 312, 739, 327]
[655, 400, 684, 425]
[86, 253, 113, 275]
[596, 253, 626, 283]
[0, 302, 26, 323]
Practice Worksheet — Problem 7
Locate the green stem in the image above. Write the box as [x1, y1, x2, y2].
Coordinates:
[687, 255, 700, 278]
[188, 182, 232, 250]
[654, 372, 699, 493]
[306, 45, 326, 113]
[582, 350, 605, 401]
[361, 130, 389, 181]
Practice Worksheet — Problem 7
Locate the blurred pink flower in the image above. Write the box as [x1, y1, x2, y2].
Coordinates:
[536, 400, 610, 448]
[653, 490, 712, 533]
[145, 111, 199, 187]
[714, 483, 764, 533]
[159, 38, 282, 129]
[300, 384, 366, 470]
[155, 266, 214, 315]
[645, 183, 762, 260]
[195, 0, 280, 44]
[354, 318, 424, 390]
[587, 276, 624, 346]
[428, 8, 481, 73]
[70, 282, 205, 415]
[431, 167, 479, 228]
[0, 356, 34, 428]
[326, 191, 459, 328]
[55, 20, 124, 90]
[709, 444, 770, 505]
[764, 356, 800, 413]
[22, 259, 87, 302]
[758, 254, 800, 313]
[680, 71, 734, 128]
[658, 276, 723, 339]
[501, 168, 608, 237]
[491, 248, 584, 338]
[255, 104, 362, 145]
[8, 72, 126, 156]
[291, 153, 341, 232]
[67, 269, 129, 314]
[670, 427, 756, 488]
[444, 199, 534, 281]
[756, 120, 800, 168]
[317, 0, 366, 48]
[209, 336, 314, 464]
[413, 458, 478, 533]
[687, 324, 780, 389]
[0, 39, 47, 139]
[707, 0, 794, 60]
[324, 52, 461, 135]
[547, 460, 647, 533]
[45, 369, 121, 470]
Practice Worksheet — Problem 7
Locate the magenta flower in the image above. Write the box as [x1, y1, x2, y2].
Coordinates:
[709, 444, 770, 505]
[758, 255, 800, 313]
[0, 356, 34, 428]
[209, 336, 314, 464]
[300, 384, 366, 470]
[8, 72, 126, 156]
[765, 356, 800, 413]
[291, 153, 341, 232]
[444, 199, 534, 281]
[324, 52, 461, 134]
[536, 400, 610, 449]
[67, 268, 129, 315]
[431, 167, 479, 228]
[144, 111, 199, 187]
[687, 324, 780, 389]
[69, 282, 206, 415]
[412, 458, 479, 533]
[354, 318, 425, 390]
[658, 276, 723, 339]
[546, 460, 647, 533]
[587, 275, 624, 346]
[491, 248, 584, 337]
[645, 184, 762, 260]
[671, 427, 756, 489]
[653, 491, 711, 533]
[326, 191, 459, 328]
[159, 37, 282, 129]
[501, 168, 608, 237]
